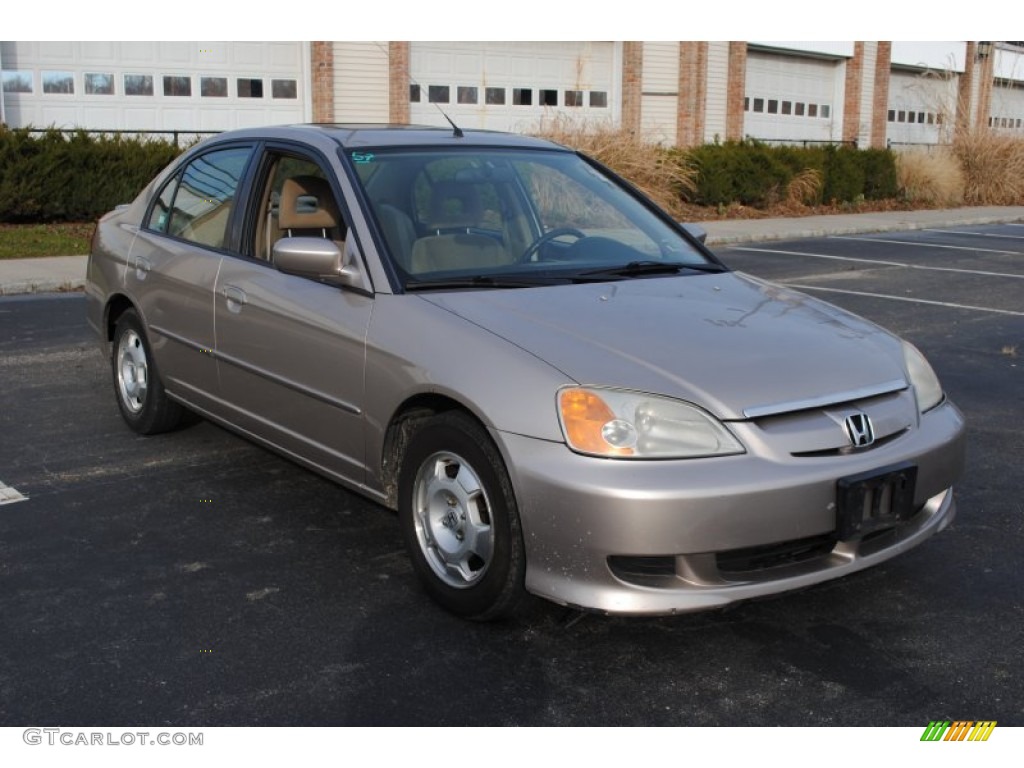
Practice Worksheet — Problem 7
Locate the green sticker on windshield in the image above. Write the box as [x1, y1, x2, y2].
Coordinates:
[352, 152, 375, 164]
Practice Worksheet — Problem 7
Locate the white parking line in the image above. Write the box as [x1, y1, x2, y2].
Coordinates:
[923, 229, 1024, 240]
[783, 284, 1024, 316]
[829, 235, 1022, 256]
[732, 246, 1024, 279]
[0, 481, 28, 505]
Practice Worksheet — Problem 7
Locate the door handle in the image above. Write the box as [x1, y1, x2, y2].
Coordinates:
[134, 256, 152, 281]
[222, 285, 247, 312]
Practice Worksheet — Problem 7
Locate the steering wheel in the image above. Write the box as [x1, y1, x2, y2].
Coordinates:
[519, 227, 586, 263]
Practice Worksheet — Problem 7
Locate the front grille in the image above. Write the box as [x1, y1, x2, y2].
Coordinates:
[715, 533, 836, 575]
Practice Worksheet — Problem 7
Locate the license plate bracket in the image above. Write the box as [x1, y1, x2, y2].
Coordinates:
[836, 462, 918, 540]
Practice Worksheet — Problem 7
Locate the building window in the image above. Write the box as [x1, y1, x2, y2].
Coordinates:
[272, 79, 297, 99]
[201, 77, 227, 97]
[781, 101, 792, 115]
[926, 113, 935, 125]
[485, 87, 505, 105]
[42, 71, 74, 94]
[539, 89, 557, 106]
[794, 102, 805, 116]
[888, 109, 895, 122]
[410, 84, 421, 103]
[589, 91, 607, 108]
[124, 74, 154, 96]
[457, 86, 478, 105]
[767, 99, 778, 114]
[753, 98, 764, 113]
[513, 88, 532, 106]
[163, 76, 191, 97]
[2, 71, 33, 93]
[237, 78, 263, 98]
[428, 85, 449, 103]
[808, 103, 818, 118]
[85, 73, 114, 95]
[564, 90, 583, 107]
[897, 110, 906, 122]
[821, 104, 831, 119]
[744, 96, 750, 111]
[918, 111, 925, 124]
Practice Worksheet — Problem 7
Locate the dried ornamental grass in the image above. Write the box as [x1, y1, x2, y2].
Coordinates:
[895, 149, 964, 206]
[531, 116, 696, 219]
[953, 130, 1024, 205]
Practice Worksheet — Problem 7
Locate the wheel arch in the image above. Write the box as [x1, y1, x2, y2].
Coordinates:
[104, 293, 138, 343]
[380, 393, 495, 510]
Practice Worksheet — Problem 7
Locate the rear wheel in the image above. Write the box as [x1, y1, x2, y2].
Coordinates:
[111, 309, 185, 434]
[398, 411, 526, 620]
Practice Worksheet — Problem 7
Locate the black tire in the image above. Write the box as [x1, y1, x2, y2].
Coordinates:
[111, 308, 185, 435]
[398, 411, 527, 620]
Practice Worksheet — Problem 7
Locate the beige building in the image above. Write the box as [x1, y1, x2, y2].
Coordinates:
[4, 41, 1023, 148]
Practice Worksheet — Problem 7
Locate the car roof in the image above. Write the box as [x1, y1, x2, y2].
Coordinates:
[205, 123, 570, 151]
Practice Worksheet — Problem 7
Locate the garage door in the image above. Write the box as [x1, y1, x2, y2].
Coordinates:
[990, 83, 1024, 134]
[887, 69, 956, 146]
[744, 51, 842, 143]
[409, 42, 617, 133]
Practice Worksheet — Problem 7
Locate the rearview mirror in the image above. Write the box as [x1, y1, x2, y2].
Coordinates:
[680, 223, 708, 244]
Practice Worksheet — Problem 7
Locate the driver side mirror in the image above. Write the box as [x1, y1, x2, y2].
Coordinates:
[273, 237, 361, 288]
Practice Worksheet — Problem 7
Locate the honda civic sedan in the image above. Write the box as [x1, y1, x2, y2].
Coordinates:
[86, 124, 966, 619]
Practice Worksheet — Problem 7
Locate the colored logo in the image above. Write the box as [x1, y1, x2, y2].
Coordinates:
[921, 721, 997, 741]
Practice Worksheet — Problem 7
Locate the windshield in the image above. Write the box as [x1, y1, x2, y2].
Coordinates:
[351, 148, 717, 288]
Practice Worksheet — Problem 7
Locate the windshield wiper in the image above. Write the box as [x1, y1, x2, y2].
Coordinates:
[404, 275, 554, 291]
[574, 260, 726, 280]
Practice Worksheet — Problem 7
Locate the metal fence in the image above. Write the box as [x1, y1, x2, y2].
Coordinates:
[19, 127, 222, 147]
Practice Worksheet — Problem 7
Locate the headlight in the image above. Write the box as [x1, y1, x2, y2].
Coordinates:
[902, 341, 943, 413]
[557, 387, 745, 459]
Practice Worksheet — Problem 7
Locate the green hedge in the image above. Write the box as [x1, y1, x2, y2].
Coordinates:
[0, 127, 182, 223]
[686, 140, 899, 207]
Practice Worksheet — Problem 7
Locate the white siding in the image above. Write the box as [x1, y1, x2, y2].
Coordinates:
[409, 42, 615, 133]
[990, 83, 1024, 134]
[640, 42, 678, 145]
[0, 41, 306, 135]
[858, 42, 877, 147]
[703, 42, 730, 143]
[333, 41, 389, 123]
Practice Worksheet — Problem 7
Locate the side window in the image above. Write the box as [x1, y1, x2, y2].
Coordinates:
[145, 172, 180, 233]
[154, 146, 254, 249]
[253, 153, 347, 262]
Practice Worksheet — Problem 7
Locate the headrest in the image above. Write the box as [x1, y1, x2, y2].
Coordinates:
[429, 182, 482, 228]
[279, 175, 340, 230]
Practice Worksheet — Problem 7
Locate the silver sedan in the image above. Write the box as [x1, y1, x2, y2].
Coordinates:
[86, 124, 966, 618]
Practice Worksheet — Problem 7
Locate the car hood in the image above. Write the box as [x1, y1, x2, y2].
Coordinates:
[418, 272, 909, 420]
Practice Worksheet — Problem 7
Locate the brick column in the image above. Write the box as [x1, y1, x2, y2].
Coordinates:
[842, 42, 865, 145]
[677, 42, 708, 147]
[956, 42, 977, 135]
[725, 42, 747, 141]
[870, 42, 892, 148]
[621, 42, 643, 136]
[311, 42, 334, 123]
[389, 42, 411, 124]
[975, 43, 995, 131]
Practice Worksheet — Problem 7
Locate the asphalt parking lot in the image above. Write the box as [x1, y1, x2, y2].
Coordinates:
[0, 223, 1021, 726]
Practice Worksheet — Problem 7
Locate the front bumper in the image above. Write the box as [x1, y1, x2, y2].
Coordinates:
[498, 400, 966, 615]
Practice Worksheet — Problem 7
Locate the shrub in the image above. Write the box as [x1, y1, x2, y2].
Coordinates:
[895, 148, 964, 206]
[0, 127, 182, 222]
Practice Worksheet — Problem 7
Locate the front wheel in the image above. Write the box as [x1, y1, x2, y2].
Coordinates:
[111, 308, 185, 434]
[398, 412, 526, 620]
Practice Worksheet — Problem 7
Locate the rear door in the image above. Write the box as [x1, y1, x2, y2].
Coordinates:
[129, 143, 256, 412]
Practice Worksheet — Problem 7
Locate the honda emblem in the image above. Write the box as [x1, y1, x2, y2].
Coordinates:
[844, 412, 875, 448]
